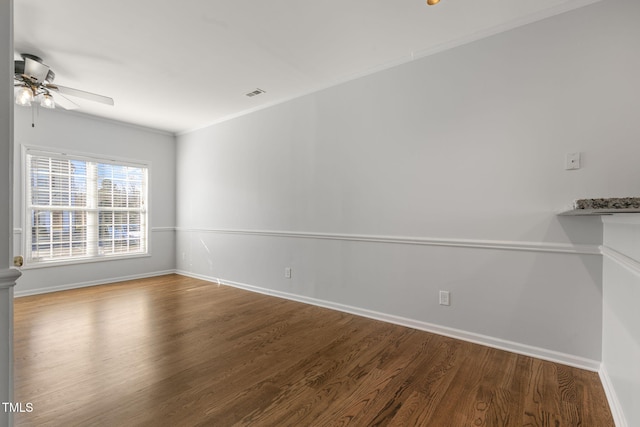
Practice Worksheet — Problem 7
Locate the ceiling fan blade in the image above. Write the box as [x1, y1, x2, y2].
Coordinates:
[53, 85, 114, 106]
[51, 92, 79, 110]
[20, 73, 38, 84]
[23, 57, 50, 83]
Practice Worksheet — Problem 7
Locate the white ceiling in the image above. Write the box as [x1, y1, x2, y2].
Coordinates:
[14, 0, 600, 134]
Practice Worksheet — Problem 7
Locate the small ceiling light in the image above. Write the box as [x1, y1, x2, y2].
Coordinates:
[427, 0, 441, 5]
[40, 93, 55, 109]
[15, 86, 34, 106]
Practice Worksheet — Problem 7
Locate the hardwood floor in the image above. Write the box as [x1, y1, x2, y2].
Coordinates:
[13, 274, 614, 426]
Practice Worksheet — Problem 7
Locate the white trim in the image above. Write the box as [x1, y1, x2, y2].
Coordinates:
[152, 226, 176, 232]
[601, 246, 640, 278]
[19, 252, 152, 270]
[175, 227, 601, 255]
[13, 269, 177, 297]
[13, 227, 21, 234]
[21, 144, 151, 267]
[176, 270, 601, 372]
[599, 364, 627, 427]
[0, 268, 21, 289]
[602, 214, 640, 225]
[45, 107, 175, 137]
[178, 0, 602, 135]
[407, 0, 603, 62]
[23, 144, 150, 169]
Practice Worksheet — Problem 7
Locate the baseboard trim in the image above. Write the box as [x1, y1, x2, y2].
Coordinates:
[13, 268, 602, 371]
[13, 269, 178, 297]
[175, 227, 601, 256]
[599, 364, 628, 427]
[176, 270, 601, 372]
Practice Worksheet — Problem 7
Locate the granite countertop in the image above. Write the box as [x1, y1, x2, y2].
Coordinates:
[559, 197, 640, 215]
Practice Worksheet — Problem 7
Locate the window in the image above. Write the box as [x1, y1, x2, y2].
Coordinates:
[25, 148, 148, 265]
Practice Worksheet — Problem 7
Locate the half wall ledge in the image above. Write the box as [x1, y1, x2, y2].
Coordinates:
[558, 197, 640, 216]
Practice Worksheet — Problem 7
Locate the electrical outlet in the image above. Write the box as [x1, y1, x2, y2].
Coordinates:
[285, 267, 292, 279]
[439, 290, 450, 306]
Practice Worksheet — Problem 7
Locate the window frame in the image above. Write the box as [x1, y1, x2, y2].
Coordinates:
[21, 145, 151, 269]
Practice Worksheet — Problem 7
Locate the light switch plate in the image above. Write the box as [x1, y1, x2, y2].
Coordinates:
[565, 152, 581, 170]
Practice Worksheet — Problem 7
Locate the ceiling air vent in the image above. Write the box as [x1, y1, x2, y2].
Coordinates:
[245, 88, 266, 97]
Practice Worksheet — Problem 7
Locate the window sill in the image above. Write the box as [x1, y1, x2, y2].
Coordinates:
[21, 252, 151, 270]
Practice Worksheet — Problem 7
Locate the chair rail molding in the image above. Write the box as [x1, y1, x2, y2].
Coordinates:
[175, 227, 601, 255]
[601, 245, 640, 277]
[0, 268, 21, 289]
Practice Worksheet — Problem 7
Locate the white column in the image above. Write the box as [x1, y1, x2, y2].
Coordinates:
[1, 1, 20, 426]
[600, 215, 640, 427]
[0, 273, 19, 427]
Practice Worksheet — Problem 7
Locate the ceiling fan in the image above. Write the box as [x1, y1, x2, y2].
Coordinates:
[14, 53, 114, 111]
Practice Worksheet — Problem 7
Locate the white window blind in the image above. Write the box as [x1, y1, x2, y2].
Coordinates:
[25, 148, 148, 265]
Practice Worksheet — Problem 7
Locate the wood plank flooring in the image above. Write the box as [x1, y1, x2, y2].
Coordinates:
[13, 274, 614, 426]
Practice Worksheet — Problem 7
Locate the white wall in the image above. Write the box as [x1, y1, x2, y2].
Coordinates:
[601, 215, 640, 427]
[12, 107, 177, 295]
[176, 0, 640, 369]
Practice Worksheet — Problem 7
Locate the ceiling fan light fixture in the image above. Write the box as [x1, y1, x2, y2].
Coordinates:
[427, 0, 441, 5]
[15, 86, 34, 107]
[40, 93, 55, 109]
